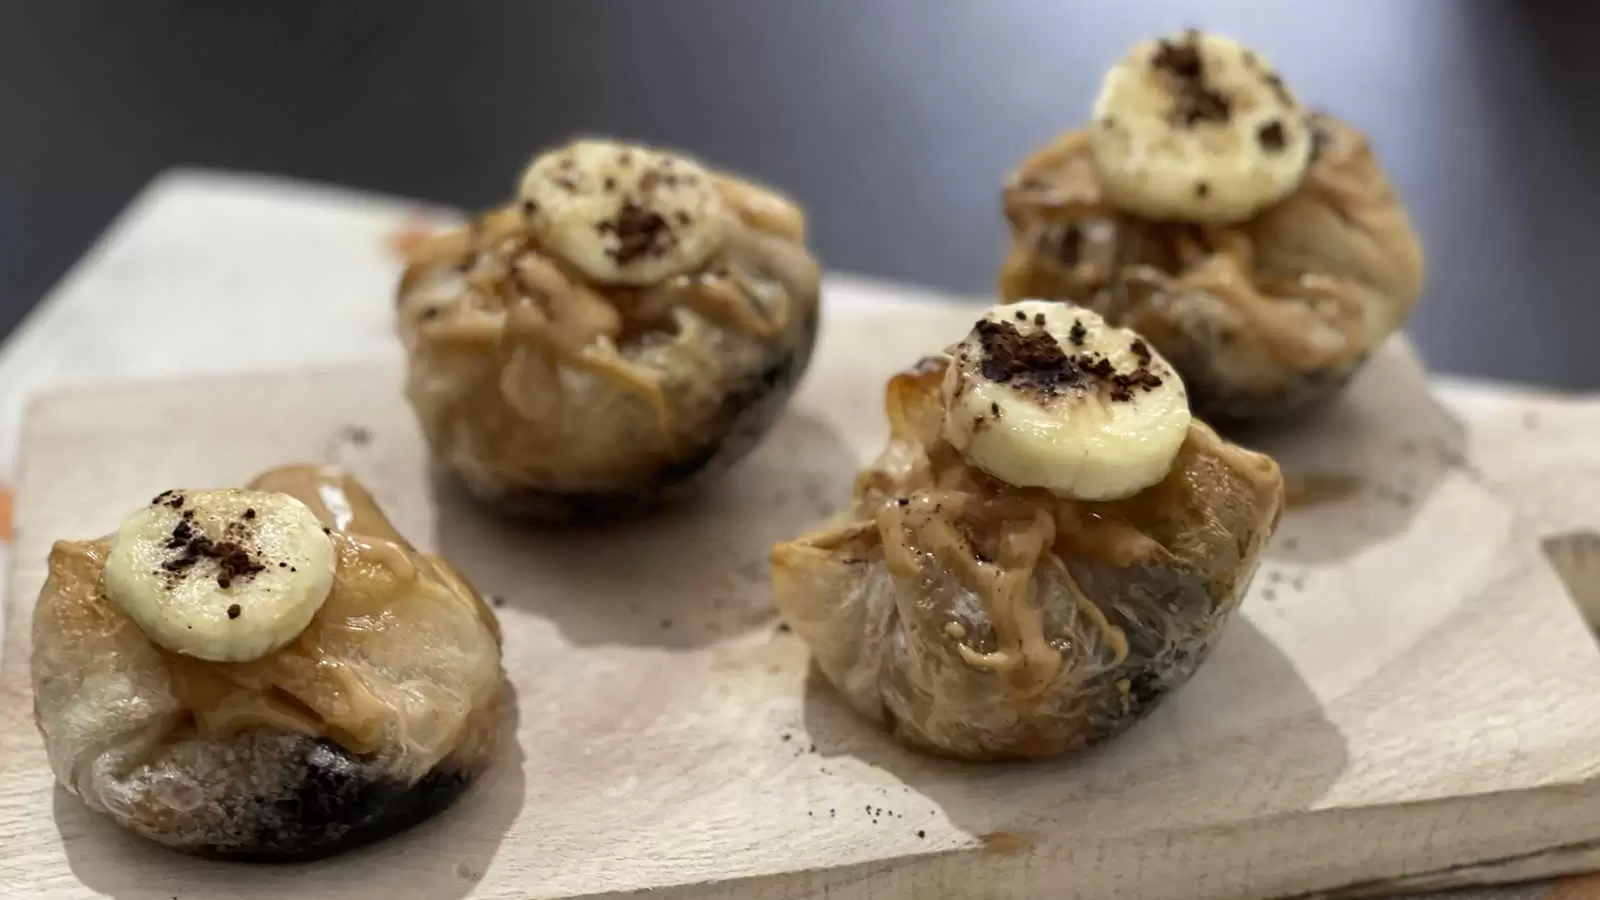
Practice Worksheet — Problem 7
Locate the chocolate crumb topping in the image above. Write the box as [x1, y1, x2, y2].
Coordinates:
[1014, 310, 1027, 322]
[676, 210, 691, 226]
[603, 177, 616, 192]
[975, 320, 1086, 397]
[1195, 180, 1210, 198]
[1033, 313, 1046, 327]
[212, 541, 263, 589]
[243, 508, 256, 520]
[1107, 368, 1165, 403]
[973, 317, 1167, 406]
[1067, 320, 1088, 347]
[1152, 38, 1202, 79]
[1082, 356, 1116, 379]
[521, 199, 538, 216]
[1257, 120, 1286, 152]
[599, 200, 675, 267]
[227, 603, 241, 620]
[1152, 32, 1232, 127]
[159, 519, 266, 590]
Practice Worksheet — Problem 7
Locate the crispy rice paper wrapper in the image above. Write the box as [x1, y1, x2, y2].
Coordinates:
[397, 172, 821, 521]
[772, 360, 1283, 759]
[1000, 117, 1424, 422]
[29, 467, 504, 860]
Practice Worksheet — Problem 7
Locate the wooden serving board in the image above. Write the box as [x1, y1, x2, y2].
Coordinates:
[5, 305, 1600, 900]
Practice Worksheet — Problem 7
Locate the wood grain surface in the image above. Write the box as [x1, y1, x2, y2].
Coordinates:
[4, 307, 1600, 899]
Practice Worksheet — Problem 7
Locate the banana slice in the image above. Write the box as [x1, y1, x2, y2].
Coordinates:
[1089, 30, 1313, 224]
[104, 489, 335, 663]
[518, 138, 729, 285]
[941, 301, 1191, 501]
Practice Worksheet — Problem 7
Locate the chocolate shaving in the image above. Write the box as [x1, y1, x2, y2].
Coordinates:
[1152, 31, 1232, 127]
[601, 200, 676, 267]
[1082, 356, 1116, 379]
[1257, 120, 1286, 152]
[1107, 369, 1165, 403]
[1067, 320, 1088, 347]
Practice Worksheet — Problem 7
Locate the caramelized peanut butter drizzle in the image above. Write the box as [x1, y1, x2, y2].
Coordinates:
[712, 174, 808, 243]
[404, 194, 801, 438]
[837, 358, 1283, 703]
[1184, 419, 1285, 509]
[248, 465, 406, 544]
[1004, 129, 1371, 373]
[875, 492, 1064, 700]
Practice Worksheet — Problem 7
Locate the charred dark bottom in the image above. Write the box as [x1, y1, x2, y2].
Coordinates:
[189, 740, 476, 862]
[1188, 355, 1365, 425]
[462, 312, 820, 523]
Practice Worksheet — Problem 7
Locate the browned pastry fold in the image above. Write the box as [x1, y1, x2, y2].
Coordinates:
[31, 466, 503, 859]
[1000, 117, 1423, 421]
[397, 163, 821, 520]
[773, 360, 1283, 759]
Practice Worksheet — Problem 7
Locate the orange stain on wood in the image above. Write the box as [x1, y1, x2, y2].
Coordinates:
[386, 215, 442, 260]
[1548, 872, 1600, 900]
[1283, 472, 1363, 510]
[0, 485, 11, 542]
[980, 831, 1032, 856]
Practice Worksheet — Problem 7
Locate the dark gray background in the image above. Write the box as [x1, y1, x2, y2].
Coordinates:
[3, 1, 1596, 386]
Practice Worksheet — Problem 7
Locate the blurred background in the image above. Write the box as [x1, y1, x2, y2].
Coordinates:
[2, 1, 1596, 386]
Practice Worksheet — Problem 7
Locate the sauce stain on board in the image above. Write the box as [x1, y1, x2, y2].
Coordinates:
[980, 831, 1033, 856]
[0, 484, 11, 541]
[1547, 870, 1600, 900]
[1283, 473, 1362, 510]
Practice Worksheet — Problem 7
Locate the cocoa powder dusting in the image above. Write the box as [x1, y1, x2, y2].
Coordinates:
[158, 515, 267, 590]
